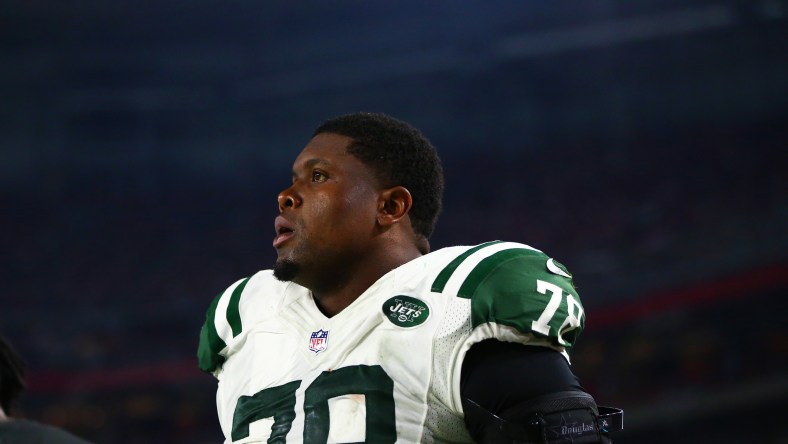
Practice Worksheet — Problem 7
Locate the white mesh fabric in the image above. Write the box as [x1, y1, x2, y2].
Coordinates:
[423, 296, 474, 443]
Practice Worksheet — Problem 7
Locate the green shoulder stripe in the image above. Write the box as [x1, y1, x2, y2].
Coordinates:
[227, 277, 251, 338]
[431, 241, 503, 292]
[457, 248, 544, 298]
[197, 292, 227, 373]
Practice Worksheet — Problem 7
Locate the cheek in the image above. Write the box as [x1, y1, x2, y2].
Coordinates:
[306, 186, 377, 234]
[306, 193, 356, 230]
[342, 188, 379, 223]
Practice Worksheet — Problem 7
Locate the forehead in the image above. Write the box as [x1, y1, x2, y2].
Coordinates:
[292, 132, 368, 172]
[295, 132, 354, 162]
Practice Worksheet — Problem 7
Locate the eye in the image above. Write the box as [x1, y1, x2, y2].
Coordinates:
[311, 170, 328, 182]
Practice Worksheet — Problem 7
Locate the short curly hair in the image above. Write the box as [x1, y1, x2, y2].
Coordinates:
[0, 336, 26, 414]
[314, 112, 444, 239]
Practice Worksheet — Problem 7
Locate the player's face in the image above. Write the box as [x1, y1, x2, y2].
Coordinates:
[273, 132, 382, 285]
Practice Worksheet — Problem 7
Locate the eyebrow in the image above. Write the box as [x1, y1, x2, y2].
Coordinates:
[291, 157, 331, 178]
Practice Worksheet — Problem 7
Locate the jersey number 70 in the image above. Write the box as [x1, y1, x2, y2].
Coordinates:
[232, 364, 396, 443]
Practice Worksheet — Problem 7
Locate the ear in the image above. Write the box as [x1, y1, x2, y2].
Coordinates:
[377, 186, 413, 227]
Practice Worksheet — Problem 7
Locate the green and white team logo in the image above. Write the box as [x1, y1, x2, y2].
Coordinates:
[382, 295, 430, 327]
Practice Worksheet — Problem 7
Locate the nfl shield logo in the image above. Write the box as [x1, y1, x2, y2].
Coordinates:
[309, 329, 329, 354]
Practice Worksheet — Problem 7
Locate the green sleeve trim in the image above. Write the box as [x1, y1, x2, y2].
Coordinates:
[197, 292, 228, 373]
[226, 277, 251, 338]
[458, 248, 544, 298]
[431, 241, 503, 293]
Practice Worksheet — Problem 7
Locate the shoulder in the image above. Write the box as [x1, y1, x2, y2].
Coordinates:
[197, 270, 297, 374]
[428, 241, 549, 295]
[430, 240, 584, 350]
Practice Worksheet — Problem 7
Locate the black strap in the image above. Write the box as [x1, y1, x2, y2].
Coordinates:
[463, 397, 623, 443]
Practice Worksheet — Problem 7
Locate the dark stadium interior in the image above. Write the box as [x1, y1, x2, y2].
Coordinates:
[1, 0, 786, 442]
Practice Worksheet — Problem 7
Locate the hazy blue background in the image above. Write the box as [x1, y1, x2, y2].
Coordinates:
[1, 1, 786, 442]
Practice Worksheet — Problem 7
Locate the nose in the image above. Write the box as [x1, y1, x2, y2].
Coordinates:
[277, 186, 301, 212]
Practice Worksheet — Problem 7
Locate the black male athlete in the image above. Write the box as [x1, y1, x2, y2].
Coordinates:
[198, 113, 622, 443]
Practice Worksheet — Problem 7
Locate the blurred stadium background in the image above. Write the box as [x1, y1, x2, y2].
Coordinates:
[1, 0, 786, 442]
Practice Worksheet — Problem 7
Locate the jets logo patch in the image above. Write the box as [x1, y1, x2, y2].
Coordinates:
[382, 295, 430, 328]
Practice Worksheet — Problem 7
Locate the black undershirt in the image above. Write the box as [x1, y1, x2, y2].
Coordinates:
[460, 340, 583, 433]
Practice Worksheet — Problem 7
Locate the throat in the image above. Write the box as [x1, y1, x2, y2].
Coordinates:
[304, 245, 424, 317]
[310, 288, 361, 318]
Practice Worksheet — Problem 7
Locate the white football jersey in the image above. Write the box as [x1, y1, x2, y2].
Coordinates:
[198, 241, 585, 443]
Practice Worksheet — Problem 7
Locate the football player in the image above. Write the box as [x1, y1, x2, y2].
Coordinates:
[198, 113, 622, 443]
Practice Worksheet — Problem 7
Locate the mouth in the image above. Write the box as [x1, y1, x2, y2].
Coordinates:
[273, 216, 295, 248]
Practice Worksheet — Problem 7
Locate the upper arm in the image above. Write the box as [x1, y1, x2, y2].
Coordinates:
[460, 341, 613, 444]
[433, 243, 587, 415]
[460, 340, 582, 414]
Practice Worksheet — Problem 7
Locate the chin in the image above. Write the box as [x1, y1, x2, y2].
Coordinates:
[273, 259, 300, 282]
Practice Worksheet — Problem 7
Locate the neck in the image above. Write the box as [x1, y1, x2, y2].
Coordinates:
[0, 406, 8, 421]
[309, 242, 422, 317]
